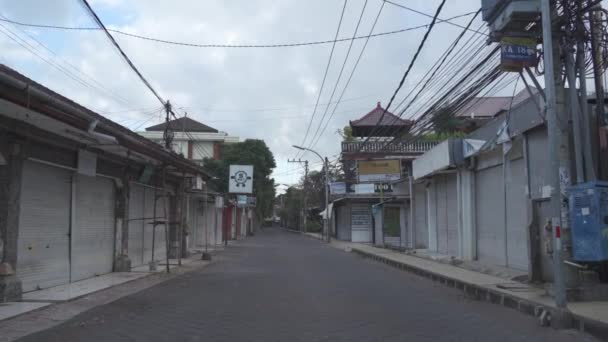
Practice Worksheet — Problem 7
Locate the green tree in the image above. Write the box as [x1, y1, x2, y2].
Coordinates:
[338, 125, 356, 142]
[430, 107, 464, 135]
[279, 186, 303, 229]
[203, 139, 276, 221]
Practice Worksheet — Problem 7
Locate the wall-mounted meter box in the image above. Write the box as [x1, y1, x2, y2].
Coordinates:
[569, 181, 608, 262]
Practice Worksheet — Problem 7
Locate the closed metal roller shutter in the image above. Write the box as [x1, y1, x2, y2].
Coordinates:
[18, 161, 71, 292]
[336, 205, 351, 241]
[413, 183, 428, 248]
[128, 184, 145, 267]
[446, 174, 459, 256]
[475, 165, 506, 266]
[351, 204, 372, 242]
[506, 158, 529, 270]
[192, 199, 203, 249]
[187, 198, 199, 251]
[71, 175, 115, 281]
[436, 176, 448, 254]
[203, 202, 215, 247]
[215, 208, 223, 245]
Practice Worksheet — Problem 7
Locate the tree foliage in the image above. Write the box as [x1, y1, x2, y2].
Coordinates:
[279, 187, 303, 229]
[337, 125, 356, 142]
[430, 107, 464, 134]
[203, 139, 276, 220]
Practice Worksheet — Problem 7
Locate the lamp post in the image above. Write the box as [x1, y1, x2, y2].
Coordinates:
[292, 145, 330, 242]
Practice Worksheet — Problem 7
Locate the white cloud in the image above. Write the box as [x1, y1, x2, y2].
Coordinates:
[0, 0, 485, 185]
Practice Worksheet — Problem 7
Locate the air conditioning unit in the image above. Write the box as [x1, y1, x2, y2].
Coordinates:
[569, 181, 608, 262]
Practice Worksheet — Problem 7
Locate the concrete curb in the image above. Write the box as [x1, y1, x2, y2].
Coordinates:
[349, 247, 608, 340]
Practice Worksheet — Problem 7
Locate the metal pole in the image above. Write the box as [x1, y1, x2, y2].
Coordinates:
[304, 160, 308, 233]
[177, 176, 185, 266]
[150, 180, 157, 271]
[162, 167, 170, 274]
[324, 157, 330, 243]
[540, 0, 567, 309]
[204, 188, 208, 254]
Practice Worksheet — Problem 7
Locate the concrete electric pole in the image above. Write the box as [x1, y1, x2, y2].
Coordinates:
[540, 0, 572, 324]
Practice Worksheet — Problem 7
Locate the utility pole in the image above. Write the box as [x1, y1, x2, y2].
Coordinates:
[288, 159, 309, 232]
[163, 100, 174, 150]
[291, 145, 330, 242]
[590, 3, 608, 179]
[324, 157, 330, 243]
[540, 0, 570, 323]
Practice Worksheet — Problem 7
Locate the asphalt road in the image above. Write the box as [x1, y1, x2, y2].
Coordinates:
[17, 228, 598, 342]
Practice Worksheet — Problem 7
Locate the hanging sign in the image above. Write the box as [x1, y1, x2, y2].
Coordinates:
[500, 37, 538, 72]
[229, 165, 253, 193]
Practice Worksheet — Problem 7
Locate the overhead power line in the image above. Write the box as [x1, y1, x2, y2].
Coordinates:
[296, 0, 349, 158]
[306, 0, 369, 150]
[79, 0, 165, 105]
[359, 0, 448, 149]
[383, 0, 487, 36]
[375, 10, 482, 139]
[0, 11, 478, 49]
[308, 1, 387, 150]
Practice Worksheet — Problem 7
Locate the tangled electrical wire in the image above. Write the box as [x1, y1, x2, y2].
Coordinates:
[534, 0, 608, 77]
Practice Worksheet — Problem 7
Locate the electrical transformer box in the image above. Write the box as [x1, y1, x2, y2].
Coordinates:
[569, 181, 608, 262]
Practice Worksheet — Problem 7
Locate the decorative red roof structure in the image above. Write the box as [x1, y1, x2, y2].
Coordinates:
[349, 102, 413, 137]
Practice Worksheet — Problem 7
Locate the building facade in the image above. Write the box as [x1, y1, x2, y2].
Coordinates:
[331, 102, 437, 248]
[139, 117, 239, 164]
[0, 64, 217, 301]
[410, 88, 582, 283]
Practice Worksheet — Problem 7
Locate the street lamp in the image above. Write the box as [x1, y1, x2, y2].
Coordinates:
[292, 145, 330, 242]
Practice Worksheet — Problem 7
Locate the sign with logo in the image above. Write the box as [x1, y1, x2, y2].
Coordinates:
[329, 182, 347, 195]
[500, 37, 537, 72]
[357, 160, 401, 183]
[229, 165, 253, 193]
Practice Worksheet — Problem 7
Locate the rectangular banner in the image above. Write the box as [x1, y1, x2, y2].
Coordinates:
[357, 159, 401, 183]
[329, 182, 347, 195]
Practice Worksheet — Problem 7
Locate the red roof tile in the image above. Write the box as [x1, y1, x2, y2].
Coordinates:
[350, 102, 412, 127]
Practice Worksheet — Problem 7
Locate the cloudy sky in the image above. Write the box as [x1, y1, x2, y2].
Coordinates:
[0, 0, 486, 188]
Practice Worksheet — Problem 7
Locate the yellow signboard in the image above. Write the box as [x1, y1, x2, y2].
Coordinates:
[357, 160, 401, 183]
